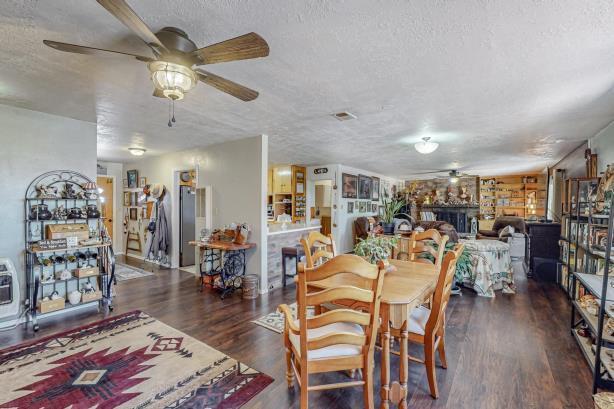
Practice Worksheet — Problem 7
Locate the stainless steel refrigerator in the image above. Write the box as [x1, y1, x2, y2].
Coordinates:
[179, 186, 195, 267]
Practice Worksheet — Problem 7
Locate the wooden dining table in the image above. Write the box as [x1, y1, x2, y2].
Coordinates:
[309, 259, 439, 409]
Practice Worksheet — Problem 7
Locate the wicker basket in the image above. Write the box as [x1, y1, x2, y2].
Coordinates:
[595, 393, 614, 409]
[242, 274, 259, 300]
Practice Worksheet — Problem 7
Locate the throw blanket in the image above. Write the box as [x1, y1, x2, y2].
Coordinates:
[457, 239, 515, 297]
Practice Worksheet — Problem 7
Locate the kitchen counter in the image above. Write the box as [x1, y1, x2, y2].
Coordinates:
[267, 224, 322, 236]
[266, 224, 321, 289]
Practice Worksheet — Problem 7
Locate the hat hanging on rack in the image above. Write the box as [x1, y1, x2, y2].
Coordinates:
[151, 183, 166, 199]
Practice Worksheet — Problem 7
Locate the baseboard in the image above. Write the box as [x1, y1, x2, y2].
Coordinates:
[0, 302, 98, 329]
[122, 253, 172, 268]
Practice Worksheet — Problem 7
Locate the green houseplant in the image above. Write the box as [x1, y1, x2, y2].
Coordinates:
[380, 196, 406, 234]
[353, 235, 398, 264]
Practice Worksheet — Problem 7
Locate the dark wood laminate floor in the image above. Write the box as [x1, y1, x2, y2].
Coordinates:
[0, 256, 594, 409]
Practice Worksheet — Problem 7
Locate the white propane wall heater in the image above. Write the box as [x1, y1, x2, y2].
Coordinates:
[0, 258, 20, 319]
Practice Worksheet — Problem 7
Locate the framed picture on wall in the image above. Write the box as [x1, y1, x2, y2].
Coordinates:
[342, 173, 358, 198]
[139, 176, 147, 188]
[359, 201, 367, 213]
[123, 192, 130, 207]
[371, 177, 380, 200]
[347, 201, 354, 214]
[358, 175, 372, 199]
[126, 169, 138, 188]
[372, 203, 377, 213]
[123, 179, 128, 188]
[129, 208, 138, 220]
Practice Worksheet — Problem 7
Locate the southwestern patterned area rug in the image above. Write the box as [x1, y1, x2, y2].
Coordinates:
[114, 263, 154, 282]
[251, 302, 314, 334]
[0, 310, 273, 408]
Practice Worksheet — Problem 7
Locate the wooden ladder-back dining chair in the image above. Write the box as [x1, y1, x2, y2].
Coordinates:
[406, 229, 449, 267]
[278, 255, 386, 409]
[301, 231, 337, 268]
[405, 243, 464, 398]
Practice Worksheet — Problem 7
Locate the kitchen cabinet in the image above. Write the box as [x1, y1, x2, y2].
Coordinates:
[273, 166, 292, 194]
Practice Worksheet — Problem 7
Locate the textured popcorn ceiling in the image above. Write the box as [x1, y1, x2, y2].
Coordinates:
[1, 0, 614, 178]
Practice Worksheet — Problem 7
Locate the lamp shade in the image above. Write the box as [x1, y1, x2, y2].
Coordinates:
[148, 61, 197, 101]
[414, 137, 439, 154]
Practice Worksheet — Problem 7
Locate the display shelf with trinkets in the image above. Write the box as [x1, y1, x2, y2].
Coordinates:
[24, 170, 116, 331]
[559, 177, 600, 296]
[569, 180, 613, 394]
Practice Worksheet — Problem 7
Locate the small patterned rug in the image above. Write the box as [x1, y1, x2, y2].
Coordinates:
[0, 310, 273, 408]
[114, 263, 154, 282]
[252, 302, 314, 334]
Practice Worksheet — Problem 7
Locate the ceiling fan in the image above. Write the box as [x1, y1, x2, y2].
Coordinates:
[43, 0, 269, 126]
[409, 169, 473, 183]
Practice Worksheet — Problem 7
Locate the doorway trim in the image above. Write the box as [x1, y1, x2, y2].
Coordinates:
[97, 174, 121, 254]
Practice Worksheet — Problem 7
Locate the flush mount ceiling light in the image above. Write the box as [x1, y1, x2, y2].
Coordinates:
[128, 147, 147, 156]
[414, 137, 439, 154]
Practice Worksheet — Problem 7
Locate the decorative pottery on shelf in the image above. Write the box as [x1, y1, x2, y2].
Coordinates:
[68, 290, 81, 305]
[86, 204, 100, 219]
[67, 207, 83, 219]
[29, 204, 52, 220]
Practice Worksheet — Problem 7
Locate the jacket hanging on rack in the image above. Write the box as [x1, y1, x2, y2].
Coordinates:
[150, 200, 169, 256]
[146, 185, 170, 262]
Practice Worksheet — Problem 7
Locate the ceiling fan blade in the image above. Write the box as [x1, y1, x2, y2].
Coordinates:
[153, 88, 165, 98]
[96, 0, 168, 53]
[410, 169, 450, 175]
[43, 40, 153, 62]
[195, 69, 259, 101]
[192, 32, 269, 65]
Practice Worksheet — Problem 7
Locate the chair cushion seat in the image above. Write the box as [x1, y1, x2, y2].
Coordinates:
[289, 321, 364, 360]
[408, 305, 431, 336]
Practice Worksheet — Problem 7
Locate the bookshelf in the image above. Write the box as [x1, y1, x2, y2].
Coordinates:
[478, 174, 547, 220]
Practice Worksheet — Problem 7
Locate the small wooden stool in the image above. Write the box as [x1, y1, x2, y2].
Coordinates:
[281, 245, 305, 287]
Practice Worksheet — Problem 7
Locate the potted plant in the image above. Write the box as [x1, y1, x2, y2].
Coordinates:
[353, 235, 398, 264]
[380, 196, 406, 234]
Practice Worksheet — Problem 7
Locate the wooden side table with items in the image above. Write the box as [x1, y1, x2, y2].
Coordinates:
[190, 240, 256, 299]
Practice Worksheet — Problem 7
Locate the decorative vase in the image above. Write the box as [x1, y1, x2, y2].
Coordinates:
[382, 222, 395, 235]
[29, 204, 52, 220]
[67, 207, 83, 219]
[68, 290, 81, 305]
[86, 204, 100, 219]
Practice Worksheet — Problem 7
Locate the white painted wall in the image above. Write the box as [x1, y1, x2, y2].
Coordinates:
[306, 164, 402, 254]
[123, 135, 268, 288]
[0, 104, 96, 320]
[97, 161, 124, 254]
[589, 121, 614, 173]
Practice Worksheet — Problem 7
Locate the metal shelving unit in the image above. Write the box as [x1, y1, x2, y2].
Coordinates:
[567, 177, 613, 393]
[24, 170, 115, 331]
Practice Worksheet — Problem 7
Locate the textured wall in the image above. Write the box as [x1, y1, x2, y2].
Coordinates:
[0, 104, 97, 321]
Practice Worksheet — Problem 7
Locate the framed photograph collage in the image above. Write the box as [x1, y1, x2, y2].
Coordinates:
[342, 173, 381, 215]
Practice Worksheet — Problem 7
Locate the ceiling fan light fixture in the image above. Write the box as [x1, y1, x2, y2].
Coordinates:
[128, 147, 146, 156]
[148, 61, 197, 101]
[414, 136, 439, 154]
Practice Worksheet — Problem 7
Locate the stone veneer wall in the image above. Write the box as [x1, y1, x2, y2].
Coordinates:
[267, 227, 320, 290]
[404, 177, 479, 204]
